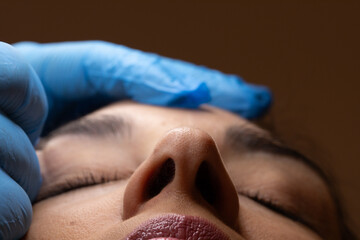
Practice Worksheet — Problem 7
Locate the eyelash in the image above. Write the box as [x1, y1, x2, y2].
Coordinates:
[65, 176, 297, 224]
[64, 173, 109, 191]
[247, 192, 300, 220]
[52, 172, 116, 197]
[241, 191, 312, 230]
[49, 174, 317, 232]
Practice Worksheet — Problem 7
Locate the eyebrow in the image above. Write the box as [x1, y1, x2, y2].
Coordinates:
[225, 125, 329, 182]
[37, 114, 131, 149]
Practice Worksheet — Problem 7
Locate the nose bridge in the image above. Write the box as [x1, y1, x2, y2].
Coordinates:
[123, 127, 239, 229]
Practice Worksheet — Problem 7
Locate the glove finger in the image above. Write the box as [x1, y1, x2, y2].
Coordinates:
[0, 168, 32, 240]
[146, 58, 272, 119]
[0, 113, 42, 202]
[0, 42, 48, 145]
[14, 41, 272, 120]
[84, 45, 271, 118]
[13, 41, 210, 105]
[204, 73, 272, 118]
[13, 41, 211, 133]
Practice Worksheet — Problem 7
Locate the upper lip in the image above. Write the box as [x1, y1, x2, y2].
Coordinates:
[125, 214, 230, 240]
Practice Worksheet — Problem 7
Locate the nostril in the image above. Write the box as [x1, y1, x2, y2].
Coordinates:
[195, 162, 218, 206]
[146, 158, 175, 199]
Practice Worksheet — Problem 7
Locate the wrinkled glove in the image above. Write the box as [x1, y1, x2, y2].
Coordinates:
[0, 42, 47, 240]
[14, 41, 271, 135]
[0, 40, 271, 240]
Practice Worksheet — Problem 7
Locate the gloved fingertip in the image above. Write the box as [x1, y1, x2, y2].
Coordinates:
[254, 86, 272, 114]
[242, 85, 273, 119]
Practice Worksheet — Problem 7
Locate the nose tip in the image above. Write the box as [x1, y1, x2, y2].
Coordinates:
[123, 128, 239, 229]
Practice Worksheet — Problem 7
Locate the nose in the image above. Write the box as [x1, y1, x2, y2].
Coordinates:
[123, 127, 239, 229]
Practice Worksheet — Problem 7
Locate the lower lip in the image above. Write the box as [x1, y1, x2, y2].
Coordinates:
[126, 214, 230, 240]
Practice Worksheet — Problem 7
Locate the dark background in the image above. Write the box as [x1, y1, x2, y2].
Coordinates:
[1, 1, 359, 236]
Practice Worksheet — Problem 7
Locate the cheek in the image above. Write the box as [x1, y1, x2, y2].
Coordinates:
[25, 181, 128, 240]
[237, 197, 321, 240]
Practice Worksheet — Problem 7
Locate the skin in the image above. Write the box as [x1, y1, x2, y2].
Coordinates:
[25, 101, 341, 240]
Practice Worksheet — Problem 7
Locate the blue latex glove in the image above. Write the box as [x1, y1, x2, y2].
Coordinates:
[0, 42, 47, 240]
[0, 40, 271, 239]
[13, 41, 271, 135]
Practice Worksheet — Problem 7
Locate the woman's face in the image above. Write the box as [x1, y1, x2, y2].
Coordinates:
[28, 102, 340, 240]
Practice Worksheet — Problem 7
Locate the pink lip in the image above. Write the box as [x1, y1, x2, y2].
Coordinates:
[126, 214, 230, 240]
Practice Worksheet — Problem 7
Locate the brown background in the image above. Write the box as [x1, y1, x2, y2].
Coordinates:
[1, 1, 359, 236]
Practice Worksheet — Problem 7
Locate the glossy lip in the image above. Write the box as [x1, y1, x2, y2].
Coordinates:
[126, 214, 230, 240]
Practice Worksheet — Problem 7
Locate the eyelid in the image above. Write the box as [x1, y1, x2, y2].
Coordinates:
[63, 172, 111, 193]
[237, 191, 318, 234]
[36, 171, 126, 202]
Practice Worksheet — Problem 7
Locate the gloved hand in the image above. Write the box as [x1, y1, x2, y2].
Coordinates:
[0, 42, 47, 240]
[0, 40, 271, 240]
[13, 41, 271, 135]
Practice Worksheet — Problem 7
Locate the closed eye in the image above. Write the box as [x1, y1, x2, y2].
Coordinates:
[36, 171, 128, 202]
[61, 172, 112, 193]
[238, 191, 317, 233]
